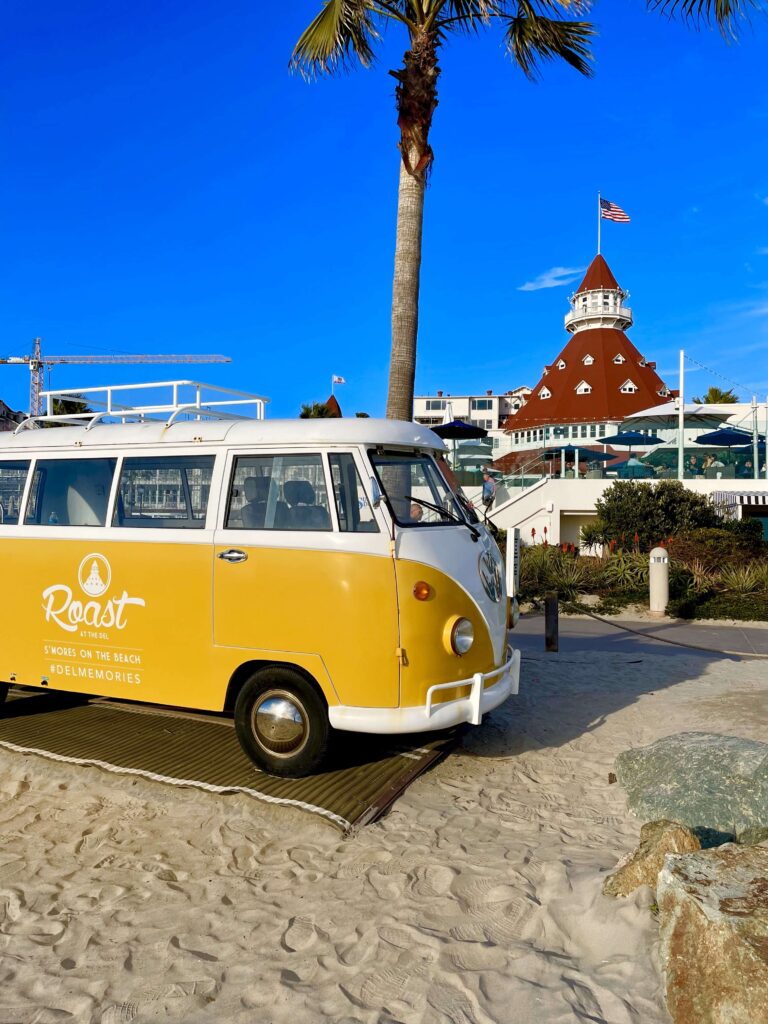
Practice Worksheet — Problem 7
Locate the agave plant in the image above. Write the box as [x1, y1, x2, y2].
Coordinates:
[599, 552, 649, 592]
[718, 563, 763, 595]
[681, 557, 718, 596]
[545, 558, 592, 600]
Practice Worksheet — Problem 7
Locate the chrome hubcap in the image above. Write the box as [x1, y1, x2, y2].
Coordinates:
[251, 689, 308, 757]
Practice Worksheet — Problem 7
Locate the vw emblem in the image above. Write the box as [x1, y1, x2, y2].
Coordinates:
[478, 549, 503, 603]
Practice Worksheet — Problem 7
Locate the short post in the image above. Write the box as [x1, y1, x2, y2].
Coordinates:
[544, 591, 559, 652]
[649, 546, 669, 617]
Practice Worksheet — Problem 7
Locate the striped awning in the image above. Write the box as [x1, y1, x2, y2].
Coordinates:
[712, 490, 768, 509]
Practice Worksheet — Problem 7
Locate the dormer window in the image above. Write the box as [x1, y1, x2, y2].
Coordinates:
[658, 386, 670, 397]
[542, 367, 549, 376]
[620, 379, 638, 394]
[613, 354, 625, 364]
[557, 359, 566, 370]
[639, 358, 646, 367]
[539, 387, 551, 400]
[582, 354, 594, 366]
[576, 380, 592, 395]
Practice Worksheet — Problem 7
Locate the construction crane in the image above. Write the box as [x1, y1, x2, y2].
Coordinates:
[0, 337, 231, 416]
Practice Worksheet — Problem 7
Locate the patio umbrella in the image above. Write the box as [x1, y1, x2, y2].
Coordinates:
[433, 419, 489, 469]
[733, 440, 766, 454]
[694, 427, 761, 447]
[600, 430, 662, 449]
[432, 420, 488, 440]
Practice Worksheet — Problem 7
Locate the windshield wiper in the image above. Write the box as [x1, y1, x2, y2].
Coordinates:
[405, 494, 480, 542]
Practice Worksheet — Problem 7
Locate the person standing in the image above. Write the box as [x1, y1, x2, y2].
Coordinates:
[481, 470, 496, 515]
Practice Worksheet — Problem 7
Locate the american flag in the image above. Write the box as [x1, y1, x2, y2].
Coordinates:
[600, 198, 630, 223]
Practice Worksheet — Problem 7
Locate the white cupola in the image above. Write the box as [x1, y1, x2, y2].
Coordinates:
[565, 254, 633, 335]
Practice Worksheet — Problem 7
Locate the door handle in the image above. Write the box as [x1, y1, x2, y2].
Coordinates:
[218, 549, 248, 563]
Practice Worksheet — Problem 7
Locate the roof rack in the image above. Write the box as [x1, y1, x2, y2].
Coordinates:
[14, 380, 270, 433]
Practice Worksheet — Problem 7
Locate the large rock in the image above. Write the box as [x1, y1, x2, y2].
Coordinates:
[657, 843, 768, 1024]
[616, 732, 768, 837]
[603, 819, 700, 897]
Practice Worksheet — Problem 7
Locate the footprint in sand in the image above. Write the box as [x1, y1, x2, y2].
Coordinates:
[426, 980, 485, 1024]
[99, 981, 217, 1023]
[281, 915, 316, 952]
[410, 864, 455, 897]
[357, 950, 430, 1010]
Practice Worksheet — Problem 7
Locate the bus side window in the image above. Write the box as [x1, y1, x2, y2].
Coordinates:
[329, 453, 379, 533]
[226, 454, 331, 531]
[0, 461, 30, 525]
[25, 459, 116, 527]
[113, 456, 214, 528]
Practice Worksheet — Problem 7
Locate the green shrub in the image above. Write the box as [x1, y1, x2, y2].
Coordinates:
[594, 481, 719, 550]
[668, 592, 768, 621]
[598, 552, 649, 592]
[668, 526, 766, 568]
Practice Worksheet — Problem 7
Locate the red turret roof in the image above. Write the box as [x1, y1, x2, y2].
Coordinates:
[504, 328, 669, 430]
[576, 254, 620, 293]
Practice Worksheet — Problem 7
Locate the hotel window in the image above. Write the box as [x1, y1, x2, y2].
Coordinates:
[580, 425, 588, 438]
[613, 354, 625, 364]
[575, 380, 592, 395]
[620, 379, 638, 394]
[582, 354, 594, 366]
[526, 431, 531, 442]
[553, 426, 565, 438]
[471, 399, 492, 411]
[556, 359, 566, 370]
[425, 399, 447, 411]
[539, 387, 551, 399]
[493, 438, 499, 449]
[599, 425, 606, 437]
[590, 424, 597, 437]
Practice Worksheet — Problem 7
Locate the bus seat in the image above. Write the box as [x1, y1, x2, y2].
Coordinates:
[241, 476, 270, 528]
[283, 479, 329, 530]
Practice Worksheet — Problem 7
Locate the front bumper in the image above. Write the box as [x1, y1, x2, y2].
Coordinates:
[328, 647, 521, 735]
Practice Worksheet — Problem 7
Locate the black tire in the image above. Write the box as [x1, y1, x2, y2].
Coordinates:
[234, 666, 330, 778]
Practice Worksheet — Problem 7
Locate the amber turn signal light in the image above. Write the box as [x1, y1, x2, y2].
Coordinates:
[413, 581, 432, 601]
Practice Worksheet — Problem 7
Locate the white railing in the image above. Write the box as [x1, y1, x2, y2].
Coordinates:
[15, 380, 270, 432]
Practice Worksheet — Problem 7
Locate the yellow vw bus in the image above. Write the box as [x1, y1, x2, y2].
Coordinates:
[0, 383, 520, 777]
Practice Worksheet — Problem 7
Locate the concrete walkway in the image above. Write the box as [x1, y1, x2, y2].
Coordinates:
[512, 611, 768, 659]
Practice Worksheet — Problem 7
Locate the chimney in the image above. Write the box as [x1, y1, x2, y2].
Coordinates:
[486, 389, 492, 396]
[437, 390, 443, 397]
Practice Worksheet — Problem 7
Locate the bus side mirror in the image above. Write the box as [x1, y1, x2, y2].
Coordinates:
[370, 477, 383, 508]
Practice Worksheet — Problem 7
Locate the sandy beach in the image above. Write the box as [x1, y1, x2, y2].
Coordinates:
[1, 642, 766, 1024]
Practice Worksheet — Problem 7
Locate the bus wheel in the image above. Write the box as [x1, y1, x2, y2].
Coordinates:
[234, 667, 330, 778]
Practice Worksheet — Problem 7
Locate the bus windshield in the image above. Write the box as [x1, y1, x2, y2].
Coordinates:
[370, 451, 467, 528]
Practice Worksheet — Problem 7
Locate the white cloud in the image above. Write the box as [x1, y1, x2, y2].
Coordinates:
[517, 266, 585, 292]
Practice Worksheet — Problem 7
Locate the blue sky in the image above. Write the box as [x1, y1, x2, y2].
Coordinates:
[1, 1, 767, 418]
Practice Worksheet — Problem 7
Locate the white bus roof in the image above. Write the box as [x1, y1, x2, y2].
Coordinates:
[0, 418, 447, 453]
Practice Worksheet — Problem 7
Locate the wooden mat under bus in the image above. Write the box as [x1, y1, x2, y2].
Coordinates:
[0, 690, 456, 832]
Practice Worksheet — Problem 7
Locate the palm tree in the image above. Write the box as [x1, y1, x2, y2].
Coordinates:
[292, 2, 753, 421]
[692, 386, 739, 404]
[300, 401, 335, 417]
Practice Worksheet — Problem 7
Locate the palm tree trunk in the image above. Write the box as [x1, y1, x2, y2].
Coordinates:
[386, 155, 425, 421]
[385, 32, 439, 422]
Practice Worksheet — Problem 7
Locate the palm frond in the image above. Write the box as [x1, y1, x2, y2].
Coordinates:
[291, 0, 381, 77]
[504, 2, 595, 79]
[647, 0, 757, 39]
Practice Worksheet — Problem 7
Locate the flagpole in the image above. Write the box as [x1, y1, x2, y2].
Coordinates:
[331, 375, 334, 398]
[597, 191, 601, 255]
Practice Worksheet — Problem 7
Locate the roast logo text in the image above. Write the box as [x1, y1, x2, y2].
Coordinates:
[42, 553, 145, 634]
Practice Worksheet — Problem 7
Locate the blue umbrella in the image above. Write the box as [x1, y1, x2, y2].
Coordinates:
[694, 427, 761, 447]
[433, 419, 488, 440]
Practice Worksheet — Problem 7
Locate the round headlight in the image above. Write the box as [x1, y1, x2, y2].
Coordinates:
[450, 617, 474, 656]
